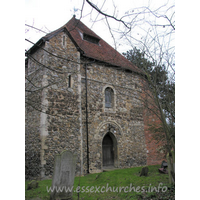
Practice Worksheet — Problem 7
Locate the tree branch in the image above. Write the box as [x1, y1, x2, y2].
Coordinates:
[86, 0, 131, 29]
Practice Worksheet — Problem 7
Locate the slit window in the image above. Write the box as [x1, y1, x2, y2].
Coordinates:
[68, 75, 71, 88]
[105, 88, 113, 108]
[62, 35, 66, 47]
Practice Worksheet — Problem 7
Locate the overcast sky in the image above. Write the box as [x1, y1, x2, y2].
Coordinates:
[25, 0, 175, 54]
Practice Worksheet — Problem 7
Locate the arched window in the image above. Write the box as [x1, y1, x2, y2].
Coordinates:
[105, 87, 113, 108]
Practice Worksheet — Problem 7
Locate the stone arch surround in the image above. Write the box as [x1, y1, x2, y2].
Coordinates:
[94, 120, 123, 143]
[89, 121, 123, 173]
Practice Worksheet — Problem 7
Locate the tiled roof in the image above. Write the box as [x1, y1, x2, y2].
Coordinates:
[31, 16, 143, 74]
[65, 17, 142, 73]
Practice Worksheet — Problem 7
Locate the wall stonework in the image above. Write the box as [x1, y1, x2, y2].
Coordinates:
[25, 25, 164, 180]
[80, 63, 147, 174]
[25, 44, 46, 179]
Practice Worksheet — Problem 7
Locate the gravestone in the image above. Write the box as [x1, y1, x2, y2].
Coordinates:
[140, 166, 149, 176]
[159, 160, 168, 174]
[27, 180, 39, 190]
[50, 150, 77, 200]
[161, 160, 168, 169]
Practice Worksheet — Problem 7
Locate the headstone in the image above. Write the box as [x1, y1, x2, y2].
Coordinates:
[140, 166, 149, 176]
[27, 180, 39, 190]
[159, 160, 168, 174]
[161, 160, 168, 169]
[50, 150, 77, 200]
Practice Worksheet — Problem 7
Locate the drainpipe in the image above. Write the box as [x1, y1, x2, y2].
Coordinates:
[85, 63, 89, 174]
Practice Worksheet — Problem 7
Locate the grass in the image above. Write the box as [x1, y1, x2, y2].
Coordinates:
[25, 165, 172, 200]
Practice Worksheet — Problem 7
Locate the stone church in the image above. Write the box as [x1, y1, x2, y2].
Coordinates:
[25, 16, 164, 180]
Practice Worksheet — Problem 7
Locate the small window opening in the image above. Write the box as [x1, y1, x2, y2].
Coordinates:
[83, 33, 100, 45]
[68, 75, 71, 88]
[25, 58, 28, 76]
[63, 35, 66, 47]
[105, 88, 113, 108]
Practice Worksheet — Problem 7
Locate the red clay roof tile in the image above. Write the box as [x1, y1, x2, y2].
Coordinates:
[64, 17, 142, 74]
[31, 16, 143, 74]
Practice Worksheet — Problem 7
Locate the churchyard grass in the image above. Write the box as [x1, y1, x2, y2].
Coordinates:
[25, 164, 172, 200]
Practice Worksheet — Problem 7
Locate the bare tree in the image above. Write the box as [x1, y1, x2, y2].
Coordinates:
[83, 0, 175, 182]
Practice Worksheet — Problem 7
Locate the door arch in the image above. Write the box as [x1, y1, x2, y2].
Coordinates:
[102, 132, 118, 167]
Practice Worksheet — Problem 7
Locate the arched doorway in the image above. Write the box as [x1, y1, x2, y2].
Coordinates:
[102, 132, 118, 168]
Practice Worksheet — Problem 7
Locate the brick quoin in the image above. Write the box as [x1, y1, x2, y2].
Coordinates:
[142, 80, 166, 166]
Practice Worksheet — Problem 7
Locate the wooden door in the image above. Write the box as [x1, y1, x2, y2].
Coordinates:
[103, 134, 114, 166]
